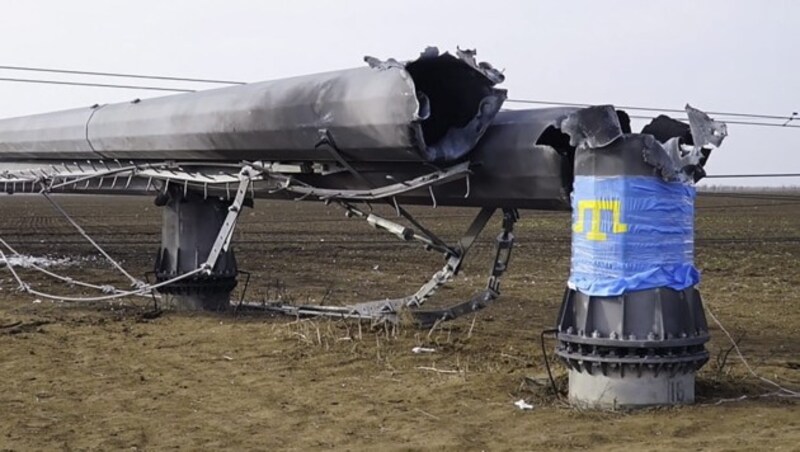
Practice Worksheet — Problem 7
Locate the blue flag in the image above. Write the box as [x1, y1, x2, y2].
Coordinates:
[569, 176, 699, 296]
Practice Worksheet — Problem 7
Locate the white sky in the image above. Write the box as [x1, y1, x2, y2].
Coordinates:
[0, 0, 797, 186]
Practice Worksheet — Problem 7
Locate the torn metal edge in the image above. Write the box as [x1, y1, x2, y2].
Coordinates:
[365, 46, 507, 162]
[364, 46, 505, 85]
[559, 104, 727, 184]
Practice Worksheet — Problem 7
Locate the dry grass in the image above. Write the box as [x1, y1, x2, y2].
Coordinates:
[0, 193, 797, 450]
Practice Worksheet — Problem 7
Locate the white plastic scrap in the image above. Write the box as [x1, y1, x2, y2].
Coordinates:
[412, 346, 436, 354]
[0, 255, 73, 269]
[514, 399, 534, 410]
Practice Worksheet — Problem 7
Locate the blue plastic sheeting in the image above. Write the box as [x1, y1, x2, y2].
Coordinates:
[568, 176, 698, 296]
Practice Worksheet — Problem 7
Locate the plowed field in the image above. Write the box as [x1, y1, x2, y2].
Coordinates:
[0, 193, 798, 450]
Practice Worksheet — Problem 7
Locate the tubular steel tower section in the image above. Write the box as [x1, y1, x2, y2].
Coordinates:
[555, 105, 727, 408]
[153, 187, 241, 310]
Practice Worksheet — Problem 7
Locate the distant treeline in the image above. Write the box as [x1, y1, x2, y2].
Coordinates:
[699, 185, 800, 194]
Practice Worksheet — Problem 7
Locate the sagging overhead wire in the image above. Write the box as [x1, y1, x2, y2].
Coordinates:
[0, 164, 257, 304]
[0, 77, 195, 93]
[703, 173, 800, 179]
[698, 192, 800, 202]
[506, 98, 798, 123]
[0, 236, 138, 295]
[0, 245, 206, 303]
[0, 63, 797, 128]
[0, 64, 245, 85]
[625, 114, 800, 129]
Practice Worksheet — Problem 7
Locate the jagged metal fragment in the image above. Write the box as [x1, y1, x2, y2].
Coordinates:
[560, 104, 726, 184]
[685, 104, 728, 149]
[363, 46, 506, 161]
[642, 105, 727, 183]
[559, 105, 623, 149]
[454, 47, 505, 85]
[399, 107, 576, 209]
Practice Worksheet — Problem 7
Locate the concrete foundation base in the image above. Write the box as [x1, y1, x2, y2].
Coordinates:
[568, 369, 695, 409]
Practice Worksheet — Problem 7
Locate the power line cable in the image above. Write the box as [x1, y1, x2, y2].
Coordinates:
[6, 63, 795, 123]
[696, 200, 800, 210]
[0, 64, 244, 85]
[625, 114, 800, 129]
[506, 98, 797, 122]
[0, 77, 195, 93]
[698, 192, 800, 202]
[0, 63, 795, 122]
[0, 65, 798, 128]
[704, 173, 800, 179]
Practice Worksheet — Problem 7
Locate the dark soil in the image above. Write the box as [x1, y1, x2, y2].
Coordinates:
[0, 193, 797, 450]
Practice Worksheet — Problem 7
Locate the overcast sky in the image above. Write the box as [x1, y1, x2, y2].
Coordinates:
[0, 0, 797, 186]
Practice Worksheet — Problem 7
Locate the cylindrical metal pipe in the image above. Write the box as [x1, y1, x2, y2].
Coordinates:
[555, 106, 719, 408]
[0, 107, 578, 210]
[0, 48, 505, 164]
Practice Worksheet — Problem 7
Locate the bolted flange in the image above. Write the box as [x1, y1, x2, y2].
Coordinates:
[555, 287, 710, 407]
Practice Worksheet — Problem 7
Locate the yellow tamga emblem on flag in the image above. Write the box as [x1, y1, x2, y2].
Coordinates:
[573, 199, 629, 241]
